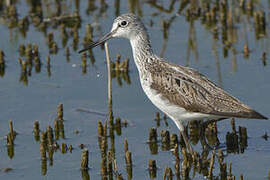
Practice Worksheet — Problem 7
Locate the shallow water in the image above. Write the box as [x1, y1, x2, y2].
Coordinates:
[0, 1, 270, 179]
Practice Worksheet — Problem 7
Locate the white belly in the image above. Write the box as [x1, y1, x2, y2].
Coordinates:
[140, 79, 224, 130]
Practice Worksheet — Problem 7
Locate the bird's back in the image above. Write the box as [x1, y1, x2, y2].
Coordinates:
[141, 56, 267, 120]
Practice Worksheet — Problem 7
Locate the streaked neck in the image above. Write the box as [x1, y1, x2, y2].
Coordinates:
[130, 32, 153, 70]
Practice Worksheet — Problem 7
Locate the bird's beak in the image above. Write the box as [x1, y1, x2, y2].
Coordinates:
[78, 28, 117, 53]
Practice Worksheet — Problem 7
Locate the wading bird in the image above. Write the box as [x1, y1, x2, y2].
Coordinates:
[79, 13, 267, 154]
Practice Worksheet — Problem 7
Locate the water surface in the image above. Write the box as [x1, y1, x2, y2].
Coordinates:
[0, 1, 269, 179]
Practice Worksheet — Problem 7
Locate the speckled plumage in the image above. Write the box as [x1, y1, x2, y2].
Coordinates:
[79, 13, 267, 134]
[117, 14, 267, 126]
[147, 58, 264, 118]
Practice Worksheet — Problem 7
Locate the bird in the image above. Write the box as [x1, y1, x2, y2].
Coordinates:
[79, 13, 267, 154]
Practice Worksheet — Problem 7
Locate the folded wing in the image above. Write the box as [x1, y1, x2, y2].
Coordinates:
[149, 60, 267, 119]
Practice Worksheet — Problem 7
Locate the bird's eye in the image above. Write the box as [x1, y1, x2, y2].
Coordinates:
[120, 20, 128, 27]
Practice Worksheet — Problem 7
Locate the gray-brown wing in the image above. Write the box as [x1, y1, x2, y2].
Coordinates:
[149, 61, 266, 119]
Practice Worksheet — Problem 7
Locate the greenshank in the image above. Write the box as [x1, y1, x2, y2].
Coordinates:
[79, 13, 267, 154]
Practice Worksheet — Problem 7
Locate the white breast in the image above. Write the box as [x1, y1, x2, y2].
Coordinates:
[139, 76, 224, 130]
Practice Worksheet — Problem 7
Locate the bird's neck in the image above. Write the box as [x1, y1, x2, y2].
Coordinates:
[130, 32, 154, 71]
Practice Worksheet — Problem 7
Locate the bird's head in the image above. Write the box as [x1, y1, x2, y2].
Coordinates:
[79, 13, 146, 53]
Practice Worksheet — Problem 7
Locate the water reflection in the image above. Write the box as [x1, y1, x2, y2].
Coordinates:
[0, 50, 5, 77]
[157, 117, 247, 154]
[111, 54, 131, 86]
[186, 19, 199, 66]
[30, 104, 69, 176]
[0, 0, 267, 82]
[0, 0, 269, 179]
[147, 115, 249, 179]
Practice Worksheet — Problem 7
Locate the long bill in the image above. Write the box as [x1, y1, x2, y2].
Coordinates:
[78, 30, 115, 53]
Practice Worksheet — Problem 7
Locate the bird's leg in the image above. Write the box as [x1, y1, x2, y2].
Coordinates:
[180, 130, 195, 156]
[173, 118, 195, 156]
